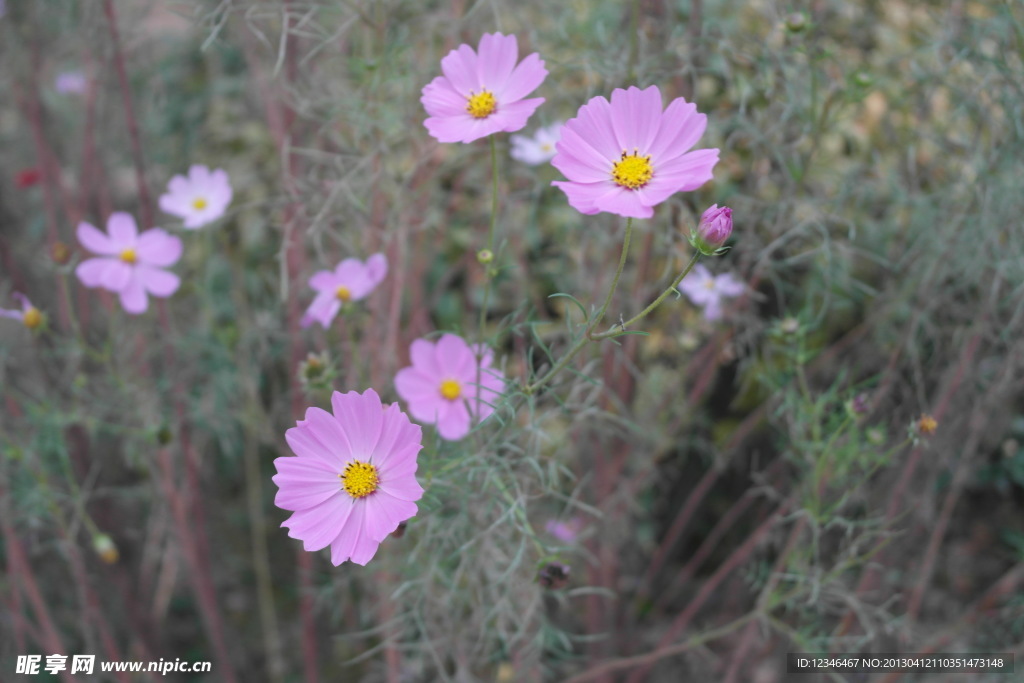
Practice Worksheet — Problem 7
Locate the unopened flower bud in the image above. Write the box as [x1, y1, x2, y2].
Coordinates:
[92, 534, 119, 564]
[22, 307, 43, 330]
[785, 12, 808, 32]
[690, 204, 733, 256]
[51, 241, 72, 265]
[779, 317, 800, 335]
[477, 249, 494, 265]
[917, 414, 938, 436]
[538, 562, 570, 590]
[848, 392, 870, 416]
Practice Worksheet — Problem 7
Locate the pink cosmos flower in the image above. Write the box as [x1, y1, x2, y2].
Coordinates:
[0, 292, 43, 330]
[691, 204, 733, 255]
[394, 334, 505, 441]
[301, 254, 388, 329]
[421, 32, 547, 144]
[545, 517, 584, 543]
[273, 388, 424, 566]
[551, 85, 719, 219]
[75, 212, 182, 315]
[678, 264, 745, 321]
[510, 122, 563, 165]
[158, 165, 233, 229]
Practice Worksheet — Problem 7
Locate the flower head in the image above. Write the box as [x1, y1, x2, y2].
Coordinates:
[917, 414, 938, 436]
[394, 334, 505, 441]
[273, 389, 424, 566]
[551, 85, 719, 219]
[545, 517, 583, 543]
[55, 71, 88, 95]
[510, 122, 563, 165]
[0, 293, 44, 330]
[691, 204, 733, 255]
[75, 212, 182, 315]
[158, 165, 233, 229]
[678, 264, 744, 321]
[421, 32, 547, 144]
[301, 254, 387, 329]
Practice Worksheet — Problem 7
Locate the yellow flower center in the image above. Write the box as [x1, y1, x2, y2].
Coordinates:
[611, 150, 654, 190]
[335, 285, 352, 302]
[340, 460, 379, 498]
[541, 143, 553, 152]
[704, 279, 716, 290]
[22, 307, 42, 330]
[466, 90, 497, 119]
[439, 379, 462, 401]
[192, 197, 208, 211]
[120, 248, 137, 264]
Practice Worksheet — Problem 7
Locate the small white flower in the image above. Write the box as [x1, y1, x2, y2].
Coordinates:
[158, 165, 233, 230]
[510, 122, 563, 166]
[678, 264, 745, 321]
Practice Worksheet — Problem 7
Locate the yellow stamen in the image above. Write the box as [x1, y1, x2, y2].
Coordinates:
[335, 285, 352, 302]
[466, 90, 497, 119]
[340, 461, 379, 498]
[704, 280, 716, 290]
[439, 379, 462, 401]
[22, 307, 42, 330]
[192, 197, 208, 211]
[611, 150, 654, 190]
[120, 248, 137, 264]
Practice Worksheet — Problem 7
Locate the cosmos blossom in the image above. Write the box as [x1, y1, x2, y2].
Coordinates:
[677, 264, 745, 321]
[158, 165, 233, 229]
[394, 334, 505, 441]
[55, 71, 88, 95]
[510, 122, 563, 165]
[301, 254, 387, 329]
[75, 212, 182, 315]
[273, 388, 425, 566]
[421, 32, 547, 144]
[551, 85, 719, 219]
[0, 292, 43, 330]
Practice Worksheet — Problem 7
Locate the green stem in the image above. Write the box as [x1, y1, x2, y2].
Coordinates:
[587, 217, 634, 341]
[474, 136, 501, 419]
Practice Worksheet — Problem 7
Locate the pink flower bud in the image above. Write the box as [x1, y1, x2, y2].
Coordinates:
[691, 204, 733, 255]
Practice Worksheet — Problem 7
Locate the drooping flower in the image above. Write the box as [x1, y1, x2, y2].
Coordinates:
[158, 165, 233, 229]
[677, 264, 744, 321]
[75, 212, 182, 315]
[301, 254, 387, 329]
[510, 121, 563, 165]
[690, 204, 733, 255]
[273, 388, 424, 566]
[394, 334, 505, 441]
[55, 71, 88, 95]
[551, 85, 719, 219]
[0, 293, 43, 330]
[421, 32, 547, 144]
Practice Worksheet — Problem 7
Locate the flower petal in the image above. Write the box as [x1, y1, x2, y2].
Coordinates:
[136, 229, 183, 267]
[273, 457, 344, 511]
[118, 273, 149, 314]
[138, 266, 180, 298]
[331, 389, 383, 457]
[440, 43, 481, 96]
[77, 221, 117, 255]
[477, 33, 519, 91]
[107, 212, 138, 247]
[436, 400, 471, 441]
[75, 258, 118, 288]
[497, 52, 547, 102]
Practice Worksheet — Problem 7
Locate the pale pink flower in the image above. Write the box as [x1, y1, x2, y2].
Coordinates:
[0, 292, 43, 329]
[55, 71, 87, 95]
[552, 85, 719, 219]
[273, 388, 424, 566]
[75, 212, 182, 315]
[158, 165, 233, 229]
[510, 122, 563, 165]
[301, 254, 387, 329]
[421, 32, 547, 144]
[545, 518, 584, 543]
[394, 334, 505, 441]
[677, 264, 745, 321]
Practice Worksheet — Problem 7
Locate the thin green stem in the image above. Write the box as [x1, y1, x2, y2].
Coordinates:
[474, 136, 501, 421]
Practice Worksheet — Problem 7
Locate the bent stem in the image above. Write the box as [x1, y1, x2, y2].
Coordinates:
[525, 232, 702, 395]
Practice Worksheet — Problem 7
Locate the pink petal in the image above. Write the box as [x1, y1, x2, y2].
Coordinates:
[107, 212, 138, 246]
[493, 97, 545, 134]
[77, 221, 117, 255]
[551, 131, 612, 183]
[308, 269, 338, 292]
[424, 113, 501, 144]
[703, 299, 724, 321]
[188, 164, 212, 185]
[437, 401, 471, 441]
[593, 187, 656, 219]
[395, 367, 439, 402]
[652, 148, 719, 192]
[348, 526, 382, 566]
[273, 457, 344, 511]
[609, 86, 663, 154]
[370, 405, 418, 468]
[283, 493, 354, 552]
[304, 406, 354, 460]
[498, 52, 547, 102]
[331, 389, 383, 457]
[139, 267, 180, 297]
[477, 33, 519, 91]
[158, 191, 190, 218]
[573, 95, 625, 158]
[378, 475, 425, 502]
[101, 261, 132, 291]
[118, 273, 149, 314]
[328, 502, 367, 564]
[715, 274, 746, 297]
[136, 229, 182, 267]
[286, 423, 346, 468]
[410, 338, 441, 375]
[551, 180, 613, 215]
[75, 258, 118, 288]
[166, 174, 190, 195]
[363, 492, 416, 543]
[365, 253, 387, 286]
[648, 99, 706, 162]
[440, 44, 481, 96]
[435, 334, 474, 377]
[421, 76, 468, 118]
[303, 294, 340, 329]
